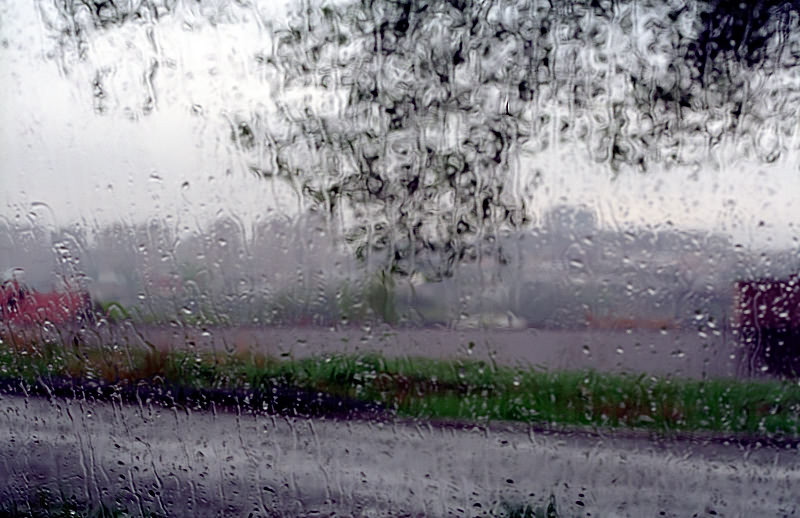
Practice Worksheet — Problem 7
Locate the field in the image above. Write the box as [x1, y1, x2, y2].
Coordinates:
[1, 339, 798, 438]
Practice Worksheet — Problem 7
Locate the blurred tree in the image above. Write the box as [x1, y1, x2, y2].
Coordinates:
[42, 0, 800, 278]
[248, 0, 551, 278]
[235, 0, 800, 277]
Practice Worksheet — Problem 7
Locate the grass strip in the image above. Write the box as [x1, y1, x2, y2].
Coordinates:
[0, 341, 798, 437]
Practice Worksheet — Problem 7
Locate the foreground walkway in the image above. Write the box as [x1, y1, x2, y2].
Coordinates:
[0, 394, 796, 517]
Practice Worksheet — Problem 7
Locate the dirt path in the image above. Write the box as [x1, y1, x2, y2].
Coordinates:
[102, 324, 740, 379]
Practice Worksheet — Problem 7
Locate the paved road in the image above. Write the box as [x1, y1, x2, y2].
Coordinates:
[1, 394, 797, 517]
[101, 324, 741, 379]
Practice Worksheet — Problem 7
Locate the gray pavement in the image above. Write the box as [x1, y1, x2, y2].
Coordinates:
[1, 394, 797, 517]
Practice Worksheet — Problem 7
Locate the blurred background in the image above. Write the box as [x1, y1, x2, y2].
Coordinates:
[2, 0, 799, 373]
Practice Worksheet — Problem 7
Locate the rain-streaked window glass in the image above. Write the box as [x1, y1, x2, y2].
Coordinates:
[1, 0, 798, 515]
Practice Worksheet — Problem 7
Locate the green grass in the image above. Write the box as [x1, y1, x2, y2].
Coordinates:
[0, 340, 798, 436]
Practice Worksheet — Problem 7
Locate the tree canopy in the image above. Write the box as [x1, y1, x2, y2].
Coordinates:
[41, 0, 800, 277]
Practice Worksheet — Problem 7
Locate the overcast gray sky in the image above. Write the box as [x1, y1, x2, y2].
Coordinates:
[1, 0, 798, 250]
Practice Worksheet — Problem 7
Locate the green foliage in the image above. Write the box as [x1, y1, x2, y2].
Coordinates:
[97, 301, 131, 322]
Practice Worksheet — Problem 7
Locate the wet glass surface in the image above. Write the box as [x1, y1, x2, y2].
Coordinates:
[1, 0, 799, 515]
